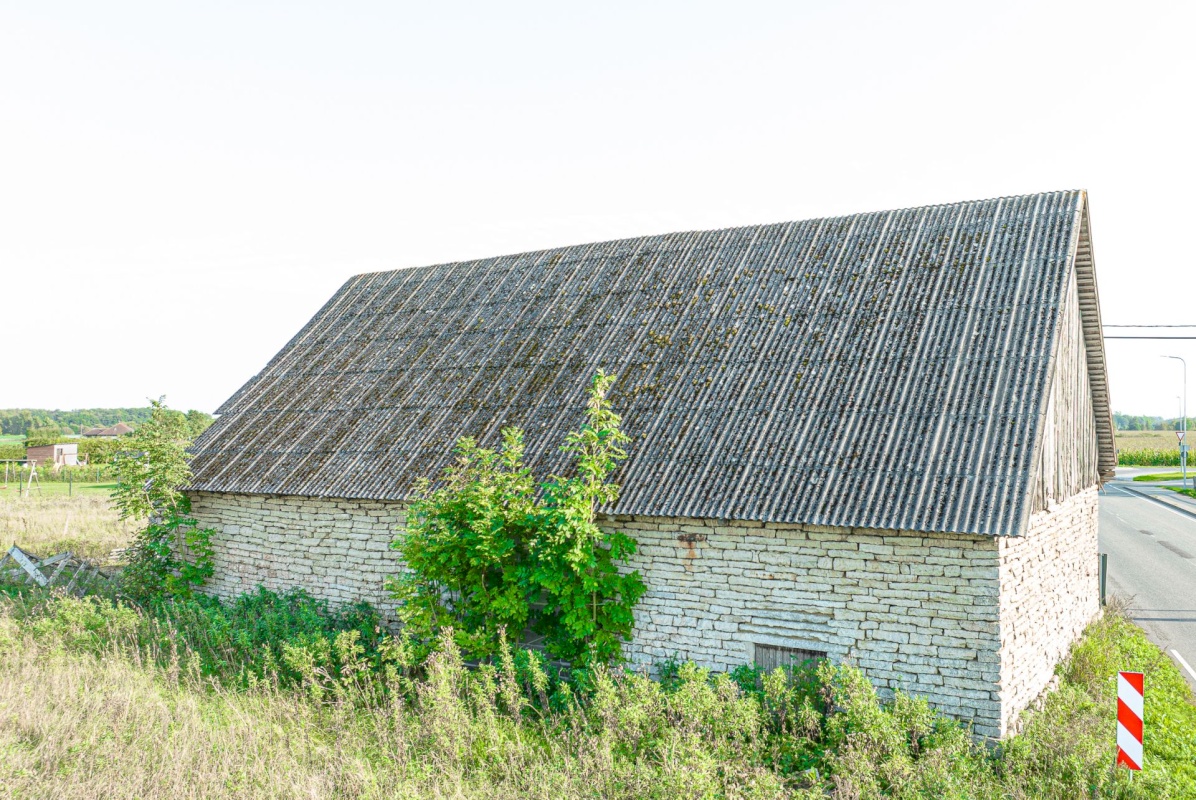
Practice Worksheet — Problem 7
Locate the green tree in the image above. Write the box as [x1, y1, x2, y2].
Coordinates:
[391, 428, 539, 661]
[24, 425, 68, 446]
[185, 409, 215, 438]
[113, 398, 214, 601]
[392, 372, 646, 668]
[531, 371, 646, 664]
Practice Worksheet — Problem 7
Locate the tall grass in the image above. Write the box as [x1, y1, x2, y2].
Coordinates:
[0, 586, 1192, 799]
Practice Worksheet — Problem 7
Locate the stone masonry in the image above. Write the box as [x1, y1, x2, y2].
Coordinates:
[188, 492, 407, 621]
[187, 485, 1100, 739]
[997, 486, 1101, 732]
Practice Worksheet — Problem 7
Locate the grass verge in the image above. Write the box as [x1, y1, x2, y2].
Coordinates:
[1131, 472, 1190, 482]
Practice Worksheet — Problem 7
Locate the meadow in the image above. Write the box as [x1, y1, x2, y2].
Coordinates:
[0, 489, 132, 562]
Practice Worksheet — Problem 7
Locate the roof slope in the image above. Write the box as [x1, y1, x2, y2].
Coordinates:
[190, 190, 1114, 536]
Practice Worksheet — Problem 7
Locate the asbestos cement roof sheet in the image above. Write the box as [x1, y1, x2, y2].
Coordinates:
[189, 190, 1112, 536]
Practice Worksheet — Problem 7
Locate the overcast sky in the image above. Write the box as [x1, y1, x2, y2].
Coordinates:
[2, 1, 1193, 417]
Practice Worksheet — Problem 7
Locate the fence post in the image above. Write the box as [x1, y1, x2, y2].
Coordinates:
[1100, 553, 1108, 606]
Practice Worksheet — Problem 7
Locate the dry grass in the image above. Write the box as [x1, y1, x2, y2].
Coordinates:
[0, 619, 789, 800]
[1115, 430, 1186, 450]
[0, 492, 133, 563]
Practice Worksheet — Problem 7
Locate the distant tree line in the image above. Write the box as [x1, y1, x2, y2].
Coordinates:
[0, 407, 155, 436]
[1114, 413, 1195, 432]
[0, 405, 215, 463]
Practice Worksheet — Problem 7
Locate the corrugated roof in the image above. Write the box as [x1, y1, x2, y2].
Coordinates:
[190, 190, 1114, 536]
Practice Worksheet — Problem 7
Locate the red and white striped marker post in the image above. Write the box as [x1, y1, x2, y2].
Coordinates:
[1116, 671, 1144, 771]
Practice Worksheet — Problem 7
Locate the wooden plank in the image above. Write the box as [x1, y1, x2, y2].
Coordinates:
[63, 564, 88, 594]
[47, 553, 73, 585]
[7, 546, 49, 587]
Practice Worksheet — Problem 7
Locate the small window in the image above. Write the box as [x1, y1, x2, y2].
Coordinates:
[754, 643, 826, 672]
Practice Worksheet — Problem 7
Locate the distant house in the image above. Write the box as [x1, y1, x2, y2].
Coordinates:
[187, 190, 1114, 739]
[82, 423, 134, 438]
[26, 443, 78, 467]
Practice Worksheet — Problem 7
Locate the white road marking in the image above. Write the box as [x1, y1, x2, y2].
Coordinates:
[1172, 649, 1196, 683]
[1115, 486, 1196, 523]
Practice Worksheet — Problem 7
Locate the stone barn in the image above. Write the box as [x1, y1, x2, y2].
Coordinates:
[187, 190, 1114, 739]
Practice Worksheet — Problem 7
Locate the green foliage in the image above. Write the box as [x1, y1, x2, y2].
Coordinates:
[0, 587, 388, 691]
[1119, 448, 1184, 466]
[531, 371, 646, 664]
[392, 427, 539, 662]
[394, 372, 646, 667]
[78, 437, 124, 464]
[184, 409, 215, 438]
[1000, 611, 1196, 797]
[0, 407, 154, 436]
[24, 425, 70, 446]
[1115, 412, 1195, 432]
[113, 398, 215, 602]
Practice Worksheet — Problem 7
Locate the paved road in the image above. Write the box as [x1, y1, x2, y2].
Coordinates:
[1099, 473, 1196, 692]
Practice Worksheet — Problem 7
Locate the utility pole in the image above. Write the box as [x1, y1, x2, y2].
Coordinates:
[1163, 356, 1188, 490]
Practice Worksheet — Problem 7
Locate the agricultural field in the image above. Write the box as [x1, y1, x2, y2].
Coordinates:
[1115, 430, 1186, 450]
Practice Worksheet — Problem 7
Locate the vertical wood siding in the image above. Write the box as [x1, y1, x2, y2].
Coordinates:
[1030, 264, 1099, 511]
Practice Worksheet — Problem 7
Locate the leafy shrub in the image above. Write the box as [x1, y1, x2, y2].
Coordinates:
[394, 372, 646, 668]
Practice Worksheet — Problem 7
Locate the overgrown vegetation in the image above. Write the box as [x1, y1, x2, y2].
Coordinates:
[393, 372, 646, 668]
[0, 582, 1192, 799]
[112, 398, 214, 602]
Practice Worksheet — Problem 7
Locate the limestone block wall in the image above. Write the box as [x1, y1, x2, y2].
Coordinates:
[187, 491, 406, 621]
[605, 516, 1006, 738]
[997, 486, 1101, 733]
[187, 487, 1101, 740]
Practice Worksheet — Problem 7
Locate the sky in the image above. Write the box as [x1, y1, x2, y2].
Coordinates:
[1, 1, 1193, 417]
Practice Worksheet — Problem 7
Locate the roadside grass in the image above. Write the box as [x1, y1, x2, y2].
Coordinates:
[1167, 487, 1196, 500]
[1131, 472, 1190, 482]
[0, 491, 132, 563]
[0, 581, 1192, 798]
